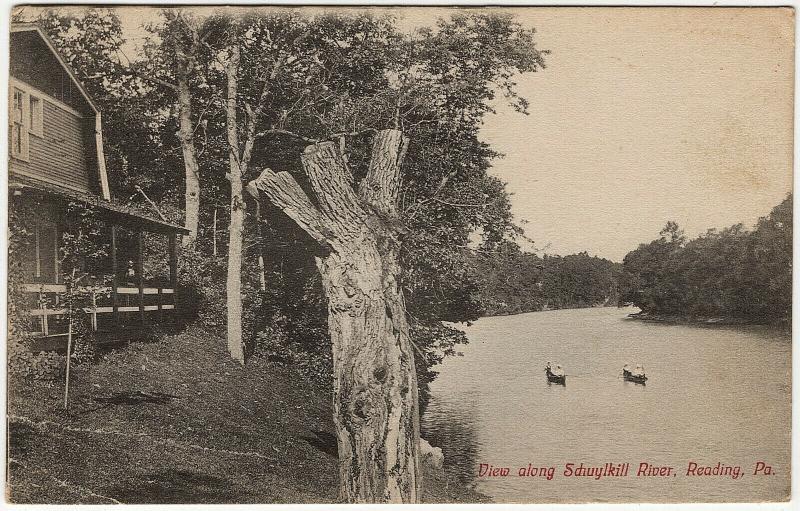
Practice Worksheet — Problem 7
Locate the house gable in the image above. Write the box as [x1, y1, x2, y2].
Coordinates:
[9, 24, 110, 200]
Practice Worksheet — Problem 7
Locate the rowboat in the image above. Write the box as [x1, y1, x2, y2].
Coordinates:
[622, 364, 647, 384]
[545, 362, 566, 385]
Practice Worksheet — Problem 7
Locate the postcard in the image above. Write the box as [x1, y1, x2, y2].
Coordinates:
[4, 5, 793, 505]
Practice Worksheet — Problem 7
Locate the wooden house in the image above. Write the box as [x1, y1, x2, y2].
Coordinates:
[8, 23, 189, 346]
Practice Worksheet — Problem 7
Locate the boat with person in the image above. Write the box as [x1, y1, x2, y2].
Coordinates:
[622, 364, 647, 384]
[545, 362, 566, 385]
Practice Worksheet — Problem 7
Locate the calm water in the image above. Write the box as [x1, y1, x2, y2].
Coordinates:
[421, 307, 791, 503]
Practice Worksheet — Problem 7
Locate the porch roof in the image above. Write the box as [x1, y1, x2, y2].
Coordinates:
[10, 176, 190, 235]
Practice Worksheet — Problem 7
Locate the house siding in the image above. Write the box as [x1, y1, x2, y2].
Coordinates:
[10, 98, 91, 194]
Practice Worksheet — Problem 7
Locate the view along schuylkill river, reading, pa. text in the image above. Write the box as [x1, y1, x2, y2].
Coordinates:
[4, 5, 793, 506]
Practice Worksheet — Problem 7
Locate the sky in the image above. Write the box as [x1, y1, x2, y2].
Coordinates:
[479, 7, 794, 261]
[25, 6, 794, 262]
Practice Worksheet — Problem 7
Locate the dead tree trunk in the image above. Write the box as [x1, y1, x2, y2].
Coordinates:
[248, 130, 420, 503]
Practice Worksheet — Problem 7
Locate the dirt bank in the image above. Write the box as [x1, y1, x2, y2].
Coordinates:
[7, 326, 488, 504]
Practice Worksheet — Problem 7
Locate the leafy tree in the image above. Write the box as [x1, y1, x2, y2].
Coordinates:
[618, 195, 792, 324]
[246, 11, 547, 502]
[58, 203, 109, 408]
[619, 220, 686, 313]
[19, 8, 549, 503]
[141, 10, 206, 245]
[472, 247, 621, 316]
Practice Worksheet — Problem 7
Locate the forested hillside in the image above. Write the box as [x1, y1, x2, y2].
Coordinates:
[470, 243, 622, 316]
[618, 194, 792, 324]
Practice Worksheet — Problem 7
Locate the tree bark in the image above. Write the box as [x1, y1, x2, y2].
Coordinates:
[318, 240, 420, 503]
[249, 130, 421, 503]
[176, 57, 201, 247]
[225, 44, 245, 364]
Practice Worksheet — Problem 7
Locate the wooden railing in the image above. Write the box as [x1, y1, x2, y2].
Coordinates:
[21, 282, 176, 336]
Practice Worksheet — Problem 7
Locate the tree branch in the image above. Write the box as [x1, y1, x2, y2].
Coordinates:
[238, 30, 312, 173]
[431, 197, 491, 208]
[358, 129, 409, 217]
[404, 168, 458, 220]
[254, 128, 377, 146]
[301, 142, 366, 238]
[247, 169, 334, 248]
[331, 128, 378, 139]
[127, 66, 178, 92]
[255, 128, 319, 144]
[134, 185, 168, 221]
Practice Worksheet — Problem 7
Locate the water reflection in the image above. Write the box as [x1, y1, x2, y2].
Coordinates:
[421, 394, 480, 485]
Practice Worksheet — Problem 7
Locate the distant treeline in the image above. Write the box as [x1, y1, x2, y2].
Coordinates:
[470, 245, 622, 316]
[618, 194, 792, 324]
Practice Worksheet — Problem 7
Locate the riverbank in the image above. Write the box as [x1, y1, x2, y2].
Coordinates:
[7, 325, 487, 504]
[626, 310, 790, 330]
[483, 303, 619, 319]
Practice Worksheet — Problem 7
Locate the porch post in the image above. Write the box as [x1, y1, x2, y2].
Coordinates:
[157, 233, 164, 324]
[39, 287, 49, 336]
[137, 230, 145, 326]
[111, 225, 119, 324]
[168, 233, 177, 327]
[168, 233, 178, 288]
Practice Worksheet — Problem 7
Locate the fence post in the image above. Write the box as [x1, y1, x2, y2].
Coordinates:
[137, 230, 145, 326]
[39, 285, 48, 336]
[91, 288, 98, 331]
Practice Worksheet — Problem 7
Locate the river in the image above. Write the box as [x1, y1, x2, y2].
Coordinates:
[421, 306, 791, 503]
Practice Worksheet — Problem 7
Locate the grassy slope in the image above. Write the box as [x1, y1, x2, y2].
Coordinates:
[7, 326, 488, 504]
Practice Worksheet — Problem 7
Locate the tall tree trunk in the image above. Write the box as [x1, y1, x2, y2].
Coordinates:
[218, 26, 298, 362]
[225, 44, 245, 364]
[227, 180, 245, 363]
[249, 130, 420, 502]
[318, 242, 420, 502]
[176, 64, 201, 247]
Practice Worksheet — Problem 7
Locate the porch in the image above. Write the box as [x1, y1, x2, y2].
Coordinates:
[11, 178, 188, 347]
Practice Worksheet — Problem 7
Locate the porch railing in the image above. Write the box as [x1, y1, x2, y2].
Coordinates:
[21, 282, 176, 337]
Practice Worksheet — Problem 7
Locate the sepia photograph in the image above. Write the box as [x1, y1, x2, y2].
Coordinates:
[3, 4, 794, 505]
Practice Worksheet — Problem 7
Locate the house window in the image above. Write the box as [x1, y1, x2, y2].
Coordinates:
[29, 95, 43, 137]
[10, 87, 29, 161]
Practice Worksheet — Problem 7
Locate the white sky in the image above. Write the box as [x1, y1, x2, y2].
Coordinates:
[480, 7, 794, 261]
[25, 6, 795, 262]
